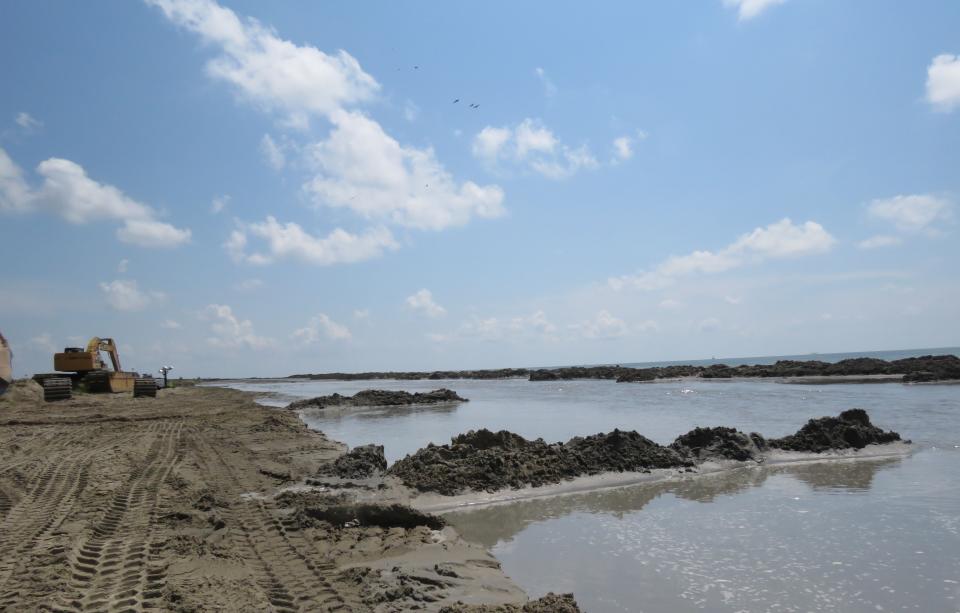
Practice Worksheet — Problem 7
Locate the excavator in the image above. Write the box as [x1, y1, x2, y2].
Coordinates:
[35, 337, 156, 402]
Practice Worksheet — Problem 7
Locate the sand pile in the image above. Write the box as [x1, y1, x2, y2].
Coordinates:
[670, 426, 767, 462]
[768, 408, 902, 452]
[391, 410, 906, 496]
[439, 592, 581, 612]
[388, 428, 691, 495]
[288, 388, 468, 411]
[0, 379, 43, 405]
[317, 444, 388, 479]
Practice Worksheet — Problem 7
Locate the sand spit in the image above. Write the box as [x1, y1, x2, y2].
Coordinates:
[0, 384, 573, 612]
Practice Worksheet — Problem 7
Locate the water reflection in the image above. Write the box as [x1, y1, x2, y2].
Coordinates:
[299, 401, 462, 423]
[447, 457, 902, 548]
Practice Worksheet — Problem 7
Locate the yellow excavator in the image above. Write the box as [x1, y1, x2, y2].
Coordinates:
[35, 337, 156, 402]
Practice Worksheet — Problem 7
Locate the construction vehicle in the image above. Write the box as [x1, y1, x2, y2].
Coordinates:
[34, 337, 157, 402]
[0, 332, 11, 396]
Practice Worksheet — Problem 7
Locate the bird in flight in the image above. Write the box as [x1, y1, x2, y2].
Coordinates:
[453, 99, 459, 104]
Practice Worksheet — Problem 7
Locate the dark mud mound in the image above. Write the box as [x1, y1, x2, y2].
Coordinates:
[302, 503, 445, 530]
[388, 428, 690, 495]
[440, 592, 581, 612]
[288, 388, 468, 411]
[670, 426, 767, 462]
[899, 354, 960, 382]
[769, 408, 902, 452]
[318, 444, 387, 479]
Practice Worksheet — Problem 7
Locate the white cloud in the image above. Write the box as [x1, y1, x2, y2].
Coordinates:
[406, 289, 446, 318]
[118, 258, 129, 273]
[353, 308, 370, 319]
[147, 0, 379, 129]
[858, 234, 903, 250]
[575, 310, 629, 340]
[305, 110, 504, 230]
[202, 303, 274, 349]
[724, 295, 743, 305]
[234, 278, 263, 291]
[30, 333, 56, 353]
[723, 0, 786, 21]
[534, 67, 557, 98]
[211, 194, 230, 214]
[612, 136, 634, 161]
[926, 54, 960, 112]
[609, 218, 835, 290]
[100, 279, 164, 312]
[15, 112, 43, 130]
[699, 317, 721, 332]
[151, 0, 502, 242]
[260, 134, 286, 170]
[472, 118, 598, 180]
[867, 194, 952, 234]
[161, 319, 182, 329]
[403, 100, 419, 122]
[0, 147, 191, 247]
[430, 310, 557, 343]
[659, 298, 684, 310]
[228, 216, 398, 266]
[292, 313, 351, 343]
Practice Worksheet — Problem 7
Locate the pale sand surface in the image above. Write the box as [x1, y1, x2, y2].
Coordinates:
[0, 383, 537, 612]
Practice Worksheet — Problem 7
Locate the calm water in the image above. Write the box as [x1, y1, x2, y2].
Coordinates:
[217, 377, 960, 612]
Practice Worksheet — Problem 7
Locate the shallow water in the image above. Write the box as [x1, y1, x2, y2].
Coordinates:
[218, 378, 960, 612]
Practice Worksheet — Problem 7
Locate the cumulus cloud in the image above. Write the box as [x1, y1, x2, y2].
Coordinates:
[147, 0, 379, 129]
[260, 134, 286, 170]
[866, 194, 952, 234]
[227, 216, 398, 266]
[0, 147, 191, 247]
[660, 298, 684, 310]
[573, 310, 629, 340]
[202, 304, 273, 348]
[118, 258, 129, 273]
[857, 235, 903, 250]
[612, 136, 634, 161]
[698, 317, 721, 332]
[353, 308, 370, 319]
[100, 279, 165, 312]
[406, 289, 446, 318]
[15, 112, 43, 131]
[292, 313, 351, 343]
[151, 0, 503, 239]
[429, 311, 556, 343]
[609, 218, 835, 291]
[472, 118, 598, 180]
[234, 278, 263, 291]
[161, 319, 182, 329]
[211, 194, 230, 214]
[534, 67, 557, 98]
[306, 110, 504, 230]
[723, 0, 785, 21]
[926, 54, 960, 112]
[30, 333, 57, 353]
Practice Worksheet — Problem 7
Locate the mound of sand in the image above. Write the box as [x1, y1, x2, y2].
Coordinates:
[388, 428, 691, 496]
[670, 426, 767, 462]
[0, 379, 43, 405]
[317, 443, 388, 479]
[288, 388, 468, 411]
[768, 408, 902, 452]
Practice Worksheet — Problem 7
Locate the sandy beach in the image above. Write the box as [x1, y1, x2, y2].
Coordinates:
[0, 383, 576, 612]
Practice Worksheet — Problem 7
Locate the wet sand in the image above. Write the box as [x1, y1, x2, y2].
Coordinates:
[0, 384, 550, 612]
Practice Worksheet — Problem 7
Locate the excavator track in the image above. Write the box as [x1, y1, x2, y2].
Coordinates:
[42, 378, 73, 402]
[133, 378, 157, 398]
[83, 371, 111, 394]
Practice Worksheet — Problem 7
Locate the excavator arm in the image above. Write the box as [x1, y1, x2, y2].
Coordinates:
[82, 337, 123, 372]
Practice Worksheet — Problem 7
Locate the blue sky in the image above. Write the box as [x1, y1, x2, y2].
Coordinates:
[2, 0, 959, 377]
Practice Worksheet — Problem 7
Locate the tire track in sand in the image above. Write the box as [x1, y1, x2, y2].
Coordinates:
[49, 419, 183, 613]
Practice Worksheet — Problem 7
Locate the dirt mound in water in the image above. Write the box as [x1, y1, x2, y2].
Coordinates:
[288, 388, 468, 411]
[769, 408, 902, 452]
[388, 428, 690, 495]
[440, 592, 581, 612]
[317, 444, 387, 479]
[670, 426, 767, 462]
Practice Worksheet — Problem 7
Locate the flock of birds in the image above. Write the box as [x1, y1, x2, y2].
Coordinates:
[404, 64, 481, 109]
